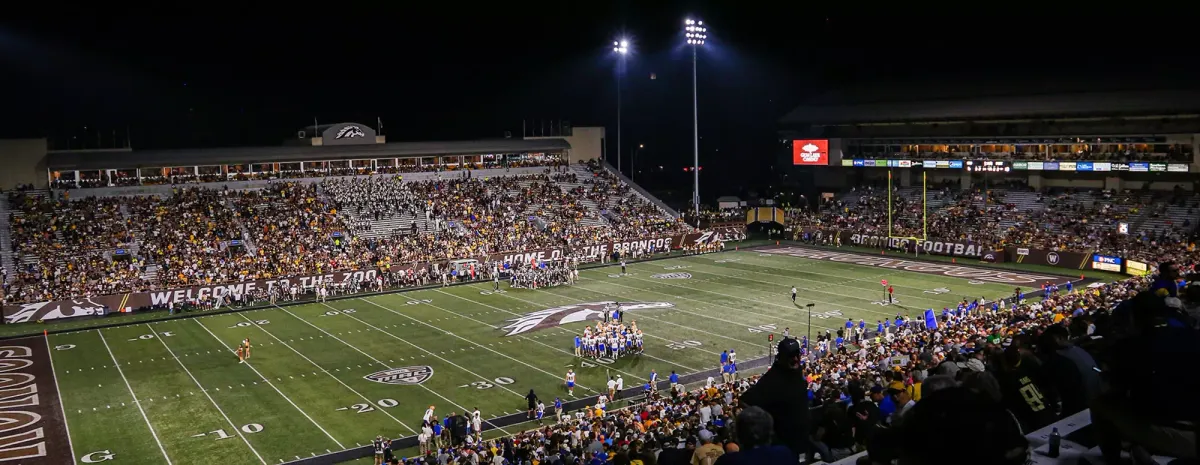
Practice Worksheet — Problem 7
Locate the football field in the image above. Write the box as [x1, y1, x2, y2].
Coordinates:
[21, 246, 1084, 465]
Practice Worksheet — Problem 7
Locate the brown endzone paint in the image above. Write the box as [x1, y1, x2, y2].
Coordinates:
[0, 337, 73, 464]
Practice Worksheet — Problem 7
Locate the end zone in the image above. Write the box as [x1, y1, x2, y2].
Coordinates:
[0, 336, 74, 464]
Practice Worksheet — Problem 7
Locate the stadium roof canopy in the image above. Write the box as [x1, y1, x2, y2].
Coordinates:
[779, 89, 1200, 126]
[48, 138, 571, 171]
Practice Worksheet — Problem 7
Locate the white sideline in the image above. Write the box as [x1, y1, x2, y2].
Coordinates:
[48, 335, 82, 465]
[359, 297, 601, 394]
[143, 324, 268, 465]
[96, 331, 170, 464]
[275, 303, 512, 435]
[232, 312, 417, 435]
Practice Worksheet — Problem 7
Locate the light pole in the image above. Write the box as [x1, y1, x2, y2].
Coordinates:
[684, 19, 706, 219]
[613, 40, 628, 176]
[633, 144, 644, 182]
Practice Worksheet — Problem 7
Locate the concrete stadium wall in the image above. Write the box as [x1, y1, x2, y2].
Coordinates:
[0, 139, 49, 189]
[527, 126, 604, 164]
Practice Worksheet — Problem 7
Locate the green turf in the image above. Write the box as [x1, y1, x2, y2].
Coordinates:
[47, 250, 1057, 465]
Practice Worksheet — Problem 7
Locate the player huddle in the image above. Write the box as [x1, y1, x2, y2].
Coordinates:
[574, 319, 644, 360]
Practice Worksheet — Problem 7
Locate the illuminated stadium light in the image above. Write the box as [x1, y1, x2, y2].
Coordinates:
[613, 40, 628, 54]
[684, 19, 707, 45]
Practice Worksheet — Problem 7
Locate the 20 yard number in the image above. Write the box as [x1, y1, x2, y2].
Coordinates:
[338, 398, 399, 413]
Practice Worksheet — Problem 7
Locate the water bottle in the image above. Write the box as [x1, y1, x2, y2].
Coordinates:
[1047, 427, 1061, 458]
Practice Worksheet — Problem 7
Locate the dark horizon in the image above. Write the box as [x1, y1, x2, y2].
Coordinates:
[3, 9, 1197, 200]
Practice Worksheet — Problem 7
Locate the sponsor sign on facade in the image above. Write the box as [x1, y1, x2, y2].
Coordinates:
[1091, 254, 1122, 272]
[791, 139, 829, 165]
[500, 302, 674, 336]
[2, 227, 745, 323]
[1004, 246, 1090, 270]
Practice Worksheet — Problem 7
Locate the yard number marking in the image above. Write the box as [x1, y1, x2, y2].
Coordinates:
[336, 398, 400, 413]
[458, 377, 515, 390]
[923, 288, 951, 295]
[129, 332, 173, 341]
[480, 290, 507, 295]
[746, 324, 777, 334]
[666, 340, 702, 350]
[228, 320, 270, 328]
[192, 423, 264, 440]
[322, 309, 357, 316]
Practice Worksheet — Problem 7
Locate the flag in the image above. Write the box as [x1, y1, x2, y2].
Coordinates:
[923, 309, 938, 329]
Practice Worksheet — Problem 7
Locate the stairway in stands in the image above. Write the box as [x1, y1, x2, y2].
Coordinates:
[0, 195, 15, 282]
[557, 165, 610, 228]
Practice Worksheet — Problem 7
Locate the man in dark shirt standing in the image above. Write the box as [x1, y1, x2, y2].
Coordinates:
[995, 347, 1057, 432]
[740, 337, 810, 461]
[845, 385, 882, 452]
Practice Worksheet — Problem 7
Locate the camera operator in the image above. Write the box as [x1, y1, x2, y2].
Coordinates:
[739, 337, 810, 461]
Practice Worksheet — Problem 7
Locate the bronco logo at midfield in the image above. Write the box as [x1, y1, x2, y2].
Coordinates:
[364, 366, 434, 385]
[500, 301, 673, 336]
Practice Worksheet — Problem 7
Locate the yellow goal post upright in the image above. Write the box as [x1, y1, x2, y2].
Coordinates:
[887, 169, 928, 257]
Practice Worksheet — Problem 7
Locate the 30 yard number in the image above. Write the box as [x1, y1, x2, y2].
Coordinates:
[459, 377, 515, 390]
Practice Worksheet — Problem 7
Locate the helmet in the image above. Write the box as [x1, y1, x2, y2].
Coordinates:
[777, 337, 801, 358]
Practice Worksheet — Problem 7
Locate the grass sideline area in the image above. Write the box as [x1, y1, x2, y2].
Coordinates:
[24, 247, 1112, 465]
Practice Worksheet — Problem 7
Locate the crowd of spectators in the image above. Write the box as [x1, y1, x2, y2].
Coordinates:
[385, 267, 1198, 465]
[791, 182, 1200, 264]
[848, 145, 1192, 162]
[2, 159, 690, 304]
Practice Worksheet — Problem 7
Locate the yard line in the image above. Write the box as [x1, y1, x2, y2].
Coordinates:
[96, 331, 170, 465]
[460, 285, 720, 364]
[590, 270, 887, 324]
[578, 272, 855, 328]
[141, 324, 267, 465]
[731, 251, 970, 293]
[359, 297, 601, 394]
[432, 288, 673, 377]
[191, 320, 346, 450]
[685, 257, 954, 306]
[505, 282, 766, 349]
[275, 303, 512, 435]
[232, 313, 417, 435]
[46, 335, 81, 465]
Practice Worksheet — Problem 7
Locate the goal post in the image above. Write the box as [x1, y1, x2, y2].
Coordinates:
[887, 170, 928, 256]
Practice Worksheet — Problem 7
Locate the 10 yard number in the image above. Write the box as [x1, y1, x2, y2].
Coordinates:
[192, 423, 264, 440]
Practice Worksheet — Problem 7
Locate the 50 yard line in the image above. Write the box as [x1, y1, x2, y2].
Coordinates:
[96, 330, 170, 464]
[142, 324, 268, 465]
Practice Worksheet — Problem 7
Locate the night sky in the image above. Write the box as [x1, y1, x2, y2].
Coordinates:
[2, 8, 1196, 201]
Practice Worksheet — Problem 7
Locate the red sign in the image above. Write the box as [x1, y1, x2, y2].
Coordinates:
[792, 139, 829, 165]
[881, 279, 888, 286]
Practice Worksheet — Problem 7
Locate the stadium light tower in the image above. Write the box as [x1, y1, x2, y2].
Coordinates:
[613, 39, 629, 176]
[684, 19, 706, 220]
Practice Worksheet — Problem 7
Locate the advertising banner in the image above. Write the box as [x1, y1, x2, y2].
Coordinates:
[792, 140, 829, 165]
[1125, 260, 1149, 276]
[1005, 246, 1091, 270]
[3, 227, 748, 324]
[1091, 254, 1122, 272]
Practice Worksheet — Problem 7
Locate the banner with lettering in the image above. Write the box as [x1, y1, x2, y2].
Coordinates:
[3, 227, 747, 324]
